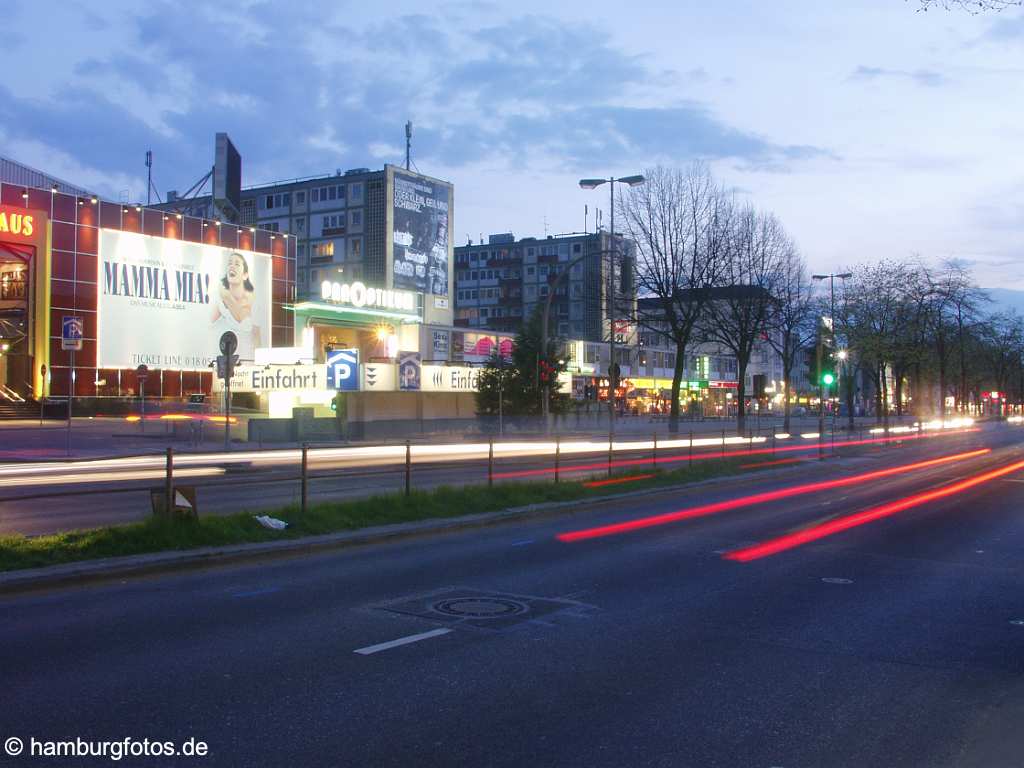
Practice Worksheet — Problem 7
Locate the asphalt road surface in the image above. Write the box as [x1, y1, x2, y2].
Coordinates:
[2, 424, 1024, 766]
[0, 422, 984, 536]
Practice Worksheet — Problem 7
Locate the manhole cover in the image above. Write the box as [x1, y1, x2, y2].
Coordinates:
[432, 597, 529, 619]
[373, 588, 587, 630]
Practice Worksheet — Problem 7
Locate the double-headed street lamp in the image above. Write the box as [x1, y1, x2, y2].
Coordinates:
[812, 272, 852, 454]
[579, 174, 645, 436]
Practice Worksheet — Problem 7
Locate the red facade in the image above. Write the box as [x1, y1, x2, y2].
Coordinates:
[0, 182, 296, 399]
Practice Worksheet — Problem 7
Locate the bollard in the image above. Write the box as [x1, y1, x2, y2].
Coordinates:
[488, 438, 494, 487]
[555, 437, 561, 483]
[301, 443, 308, 515]
[405, 440, 412, 497]
[721, 429, 726, 459]
[165, 446, 173, 516]
[772, 432, 776, 458]
[608, 433, 613, 478]
[652, 432, 658, 472]
[689, 430, 694, 469]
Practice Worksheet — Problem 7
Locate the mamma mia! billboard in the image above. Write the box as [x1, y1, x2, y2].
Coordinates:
[391, 168, 450, 296]
[98, 230, 272, 369]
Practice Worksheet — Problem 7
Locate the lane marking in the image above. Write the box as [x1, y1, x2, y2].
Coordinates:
[353, 628, 452, 655]
[510, 539, 535, 547]
[232, 587, 281, 598]
[821, 577, 853, 584]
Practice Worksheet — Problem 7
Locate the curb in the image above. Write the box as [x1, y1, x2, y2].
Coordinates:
[0, 452, 873, 596]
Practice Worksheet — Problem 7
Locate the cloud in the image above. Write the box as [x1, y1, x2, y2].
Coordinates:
[849, 65, 948, 87]
[982, 11, 1024, 41]
[0, 1, 832, 202]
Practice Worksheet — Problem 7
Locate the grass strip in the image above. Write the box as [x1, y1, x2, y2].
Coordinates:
[0, 455, 794, 573]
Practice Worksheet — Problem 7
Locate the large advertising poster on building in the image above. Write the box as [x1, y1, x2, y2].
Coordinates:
[391, 169, 450, 296]
[98, 230, 272, 369]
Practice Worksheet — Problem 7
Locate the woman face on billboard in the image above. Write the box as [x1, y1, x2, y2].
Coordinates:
[224, 252, 255, 293]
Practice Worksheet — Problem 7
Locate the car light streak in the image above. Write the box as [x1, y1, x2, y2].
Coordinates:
[0, 426, 981, 484]
[723, 456, 1024, 562]
[495, 429, 980, 480]
[583, 474, 656, 488]
[555, 448, 989, 543]
[0, 467, 226, 488]
[739, 458, 806, 469]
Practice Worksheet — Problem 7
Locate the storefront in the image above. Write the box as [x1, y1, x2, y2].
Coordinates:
[0, 181, 296, 409]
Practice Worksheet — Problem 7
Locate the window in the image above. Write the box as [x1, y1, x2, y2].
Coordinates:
[311, 188, 319, 203]
[348, 238, 362, 259]
[350, 183, 363, 202]
[259, 222, 280, 232]
[526, 266, 535, 277]
[322, 214, 345, 235]
[328, 186, 337, 201]
[350, 210, 362, 227]
[294, 217, 305, 232]
[296, 192, 305, 204]
[310, 241, 335, 262]
[264, 195, 273, 210]
[573, 243, 582, 253]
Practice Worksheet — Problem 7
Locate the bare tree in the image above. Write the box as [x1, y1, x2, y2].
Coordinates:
[764, 240, 815, 433]
[700, 205, 787, 435]
[620, 164, 722, 433]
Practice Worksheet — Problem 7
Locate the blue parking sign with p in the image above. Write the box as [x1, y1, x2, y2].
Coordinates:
[327, 349, 359, 391]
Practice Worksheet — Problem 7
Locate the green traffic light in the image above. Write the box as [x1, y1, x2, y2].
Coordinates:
[822, 372, 835, 386]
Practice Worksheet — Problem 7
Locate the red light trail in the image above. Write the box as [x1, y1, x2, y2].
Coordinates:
[722, 456, 1024, 562]
[555, 449, 989, 543]
[494, 429, 980, 480]
[739, 457, 806, 470]
[583, 474, 656, 488]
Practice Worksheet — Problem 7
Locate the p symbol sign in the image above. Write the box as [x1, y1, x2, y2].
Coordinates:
[327, 349, 359, 391]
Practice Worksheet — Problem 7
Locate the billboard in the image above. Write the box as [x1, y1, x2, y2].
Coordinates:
[391, 169, 450, 296]
[98, 230, 271, 370]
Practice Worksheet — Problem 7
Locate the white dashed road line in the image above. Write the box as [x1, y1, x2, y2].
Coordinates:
[353, 628, 453, 655]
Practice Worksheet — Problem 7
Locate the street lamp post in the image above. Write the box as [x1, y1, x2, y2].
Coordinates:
[812, 272, 851, 456]
[579, 174, 645, 438]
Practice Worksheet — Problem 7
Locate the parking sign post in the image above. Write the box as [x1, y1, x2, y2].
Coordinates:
[61, 316, 84, 457]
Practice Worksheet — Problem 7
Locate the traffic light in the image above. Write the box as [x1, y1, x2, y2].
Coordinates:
[821, 371, 835, 386]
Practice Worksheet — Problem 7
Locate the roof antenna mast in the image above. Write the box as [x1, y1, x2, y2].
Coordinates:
[405, 120, 413, 171]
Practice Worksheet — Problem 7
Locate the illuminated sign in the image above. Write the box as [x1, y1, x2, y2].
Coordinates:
[213, 364, 324, 393]
[320, 280, 417, 313]
[0, 208, 36, 239]
[99, 230, 272, 369]
[422, 364, 480, 392]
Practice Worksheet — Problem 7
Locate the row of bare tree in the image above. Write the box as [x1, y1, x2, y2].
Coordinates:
[619, 164, 1022, 435]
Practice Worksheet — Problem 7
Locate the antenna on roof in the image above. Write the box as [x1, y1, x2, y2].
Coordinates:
[405, 120, 413, 171]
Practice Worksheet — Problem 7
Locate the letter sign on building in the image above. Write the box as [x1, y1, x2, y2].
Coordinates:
[327, 348, 359, 391]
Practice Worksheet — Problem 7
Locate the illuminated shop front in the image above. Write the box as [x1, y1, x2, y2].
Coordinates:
[0, 180, 296, 408]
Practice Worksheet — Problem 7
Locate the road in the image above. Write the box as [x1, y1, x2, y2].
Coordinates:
[2, 423, 1023, 766]
[0, 420, 983, 535]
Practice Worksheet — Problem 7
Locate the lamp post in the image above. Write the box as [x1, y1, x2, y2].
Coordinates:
[812, 273, 851, 452]
[579, 174, 645, 438]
